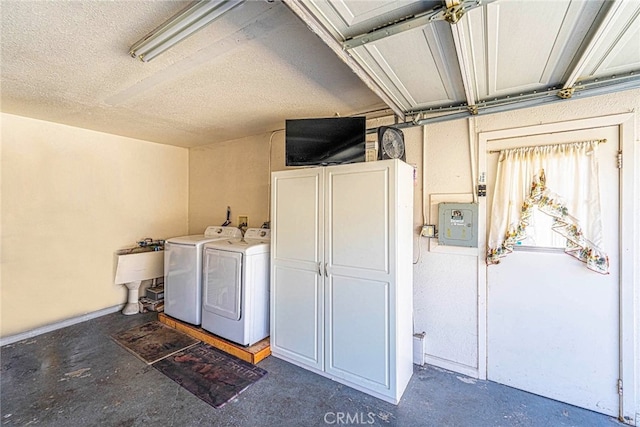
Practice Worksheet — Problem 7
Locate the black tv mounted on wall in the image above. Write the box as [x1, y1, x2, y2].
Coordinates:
[285, 116, 366, 167]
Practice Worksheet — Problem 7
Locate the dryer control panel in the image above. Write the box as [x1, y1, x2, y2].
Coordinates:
[244, 228, 271, 240]
[204, 226, 242, 238]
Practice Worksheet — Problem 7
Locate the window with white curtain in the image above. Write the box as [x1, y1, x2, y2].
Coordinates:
[487, 139, 609, 274]
[517, 207, 565, 249]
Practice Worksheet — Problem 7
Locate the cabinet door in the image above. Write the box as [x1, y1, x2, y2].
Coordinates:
[324, 162, 395, 393]
[270, 168, 324, 370]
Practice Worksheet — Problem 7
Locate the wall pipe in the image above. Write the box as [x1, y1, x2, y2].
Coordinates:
[468, 117, 478, 204]
[267, 129, 284, 223]
[413, 125, 428, 265]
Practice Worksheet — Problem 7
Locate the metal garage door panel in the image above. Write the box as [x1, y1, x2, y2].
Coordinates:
[467, 0, 605, 99]
[305, 0, 466, 110]
[289, 0, 640, 121]
[580, 1, 640, 79]
[306, 0, 439, 40]
[351, 22, 466, 111]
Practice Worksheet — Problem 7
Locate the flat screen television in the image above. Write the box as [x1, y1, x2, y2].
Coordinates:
[285, 117, 366, 166]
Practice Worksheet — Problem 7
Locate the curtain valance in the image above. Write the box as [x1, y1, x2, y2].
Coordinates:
[487, 140, 608, 274]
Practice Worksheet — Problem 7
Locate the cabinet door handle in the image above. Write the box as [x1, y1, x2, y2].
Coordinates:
[318, 262, 323, 276]
[324, 263, 328, 277]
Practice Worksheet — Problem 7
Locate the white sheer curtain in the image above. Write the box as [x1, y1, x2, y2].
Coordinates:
[487, 140, 609, 274]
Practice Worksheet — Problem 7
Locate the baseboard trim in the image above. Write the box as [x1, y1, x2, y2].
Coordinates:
[0, 304, 125, 347]
[424, 354, 479, 379]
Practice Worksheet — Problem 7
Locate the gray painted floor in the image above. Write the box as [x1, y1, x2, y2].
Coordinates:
[1, 312, 624, 427]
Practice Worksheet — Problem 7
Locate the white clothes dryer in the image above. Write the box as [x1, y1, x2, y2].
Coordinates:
[202, 228, 270, 346]
[164, 226, 242, 325]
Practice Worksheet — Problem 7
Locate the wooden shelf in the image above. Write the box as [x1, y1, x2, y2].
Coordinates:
[158, 313, 270, 364]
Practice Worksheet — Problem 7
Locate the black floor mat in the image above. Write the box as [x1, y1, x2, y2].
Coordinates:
[153, 342, 268, 408]
[111, 321, 199, 364]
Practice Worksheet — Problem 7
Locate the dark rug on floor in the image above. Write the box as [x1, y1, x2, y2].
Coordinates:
[153, 342, 268, 408]
[111, 321, 199, 364]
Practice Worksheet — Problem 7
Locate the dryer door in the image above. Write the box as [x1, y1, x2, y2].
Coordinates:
[203, 248, 242, 321]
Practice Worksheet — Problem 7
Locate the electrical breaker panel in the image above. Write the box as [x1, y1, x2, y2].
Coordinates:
[438, 203, 478, 247]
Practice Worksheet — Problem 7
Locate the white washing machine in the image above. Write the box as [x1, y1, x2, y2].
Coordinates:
[201, 228, 271, 346]
[164, 226, 242, 325]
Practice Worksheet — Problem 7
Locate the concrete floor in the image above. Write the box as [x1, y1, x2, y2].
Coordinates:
[1, 312, 624, 427]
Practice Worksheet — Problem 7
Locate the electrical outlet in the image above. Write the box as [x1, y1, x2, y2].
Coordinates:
[421, 225, 436, 238]
[238, 215, 248, 229]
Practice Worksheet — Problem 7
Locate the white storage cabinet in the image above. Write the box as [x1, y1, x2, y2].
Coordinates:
[270, 159, 413, 404]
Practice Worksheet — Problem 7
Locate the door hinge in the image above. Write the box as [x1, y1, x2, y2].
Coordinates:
[617, 379, 623, 395]
[617, 151, 623, 169]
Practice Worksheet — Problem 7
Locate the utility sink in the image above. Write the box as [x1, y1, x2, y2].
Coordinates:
[115, 247, 164, 315]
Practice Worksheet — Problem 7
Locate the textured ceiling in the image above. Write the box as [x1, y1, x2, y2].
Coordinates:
[0, 0, 386, 148]
[2, 0, 639, 149]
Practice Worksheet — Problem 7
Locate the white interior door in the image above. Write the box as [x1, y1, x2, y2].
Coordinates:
[485, 125, 620, 416]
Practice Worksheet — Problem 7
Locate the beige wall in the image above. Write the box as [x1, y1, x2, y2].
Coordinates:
[1, 113, 189, 336]
[189, 132, 285, 233]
